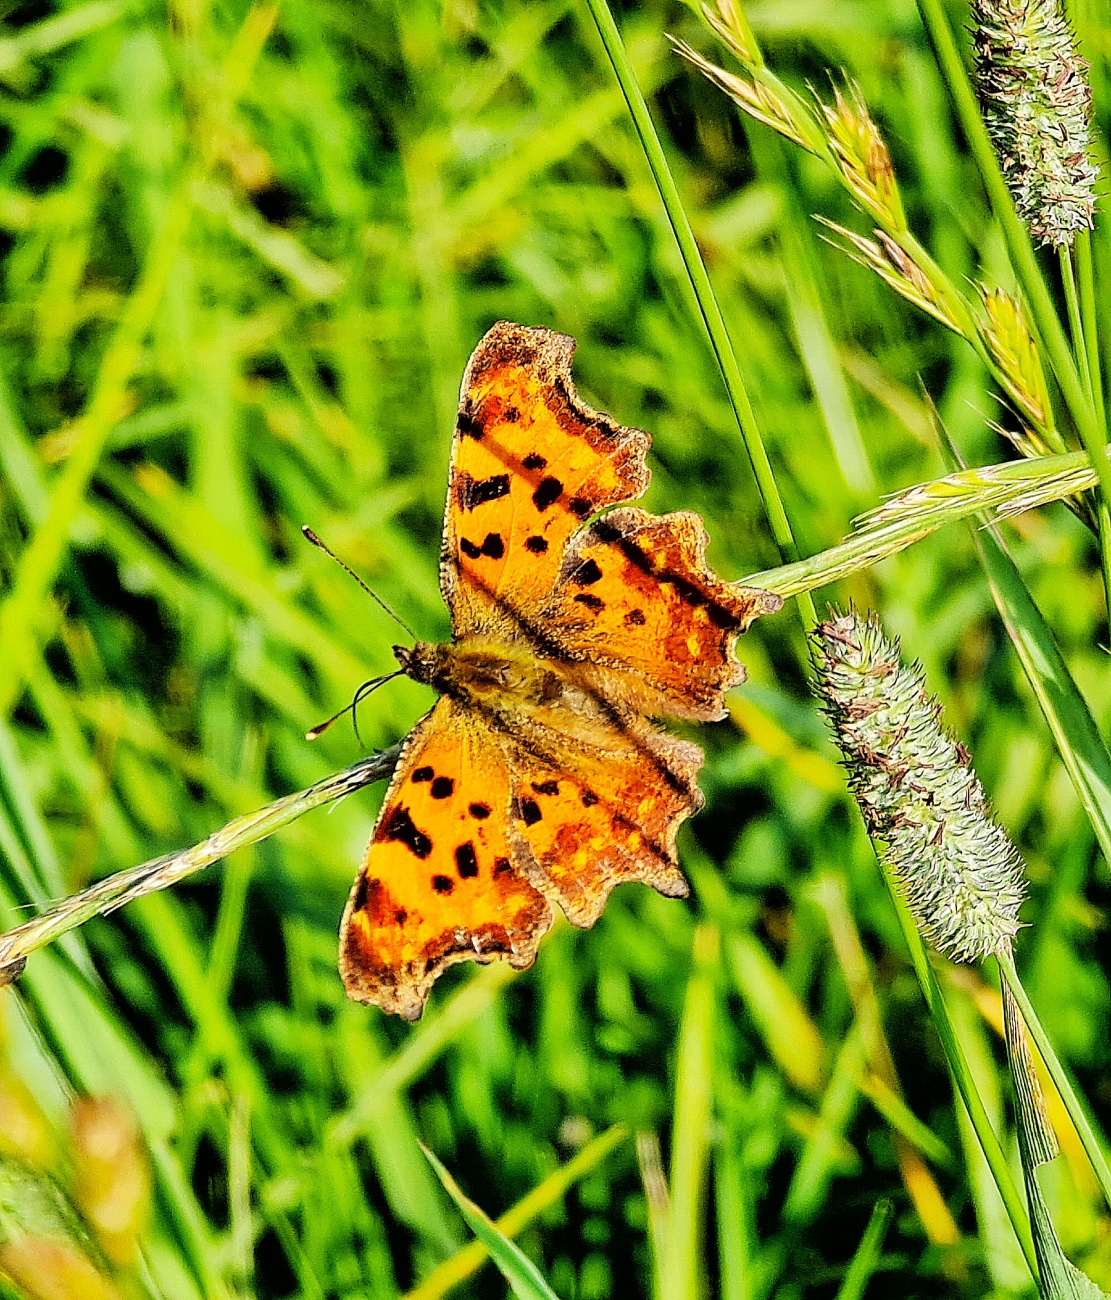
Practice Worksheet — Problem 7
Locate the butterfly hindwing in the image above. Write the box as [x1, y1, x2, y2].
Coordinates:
[506, 715, 700, 926]
[340, 697, 552, 1020]
[441, 322, 651, 638]
[542, 507, 781, 720]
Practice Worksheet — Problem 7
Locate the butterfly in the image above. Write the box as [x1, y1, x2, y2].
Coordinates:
[339, 322, 780, 1019]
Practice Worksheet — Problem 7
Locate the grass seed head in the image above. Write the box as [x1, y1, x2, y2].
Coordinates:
[977, 285, 1051, 432]
[817, 86, 906, 232]
[813, 610, 1026, 963]
[672, 38, 816, 154]
[819, 220, 961, 333]
[702, 0, 761, 66]
[971, 0, 1098, 248]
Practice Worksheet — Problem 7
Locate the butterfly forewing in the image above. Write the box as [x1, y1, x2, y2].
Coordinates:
[341, 698, 552, 1020]
[441, 322, 650, 640]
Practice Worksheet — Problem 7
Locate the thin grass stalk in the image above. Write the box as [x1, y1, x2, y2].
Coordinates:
[888, 882, 1038, 1279]
[743, 446, 1106, 598]
[914, 0, 1104, 478]
[0, 748, 399, 981]
[1060, 246, 1093, 402]
[581, 0, 816, 629]
[996, 946, 1111, 1213]
[1077, 230, 1105, 426]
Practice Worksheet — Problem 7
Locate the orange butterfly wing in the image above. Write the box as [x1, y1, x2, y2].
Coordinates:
[340, 698, 552, 1020]
[541, 506, 781, 720]
[441, 321, 650, 637]
[506, 716, 702, 926]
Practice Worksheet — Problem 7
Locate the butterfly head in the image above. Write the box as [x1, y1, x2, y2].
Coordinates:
[393, 641, 447, 688]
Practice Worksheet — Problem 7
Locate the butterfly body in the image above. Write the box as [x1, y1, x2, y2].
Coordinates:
[340, 322, 780, 1019]
[395, 638, 564, 708]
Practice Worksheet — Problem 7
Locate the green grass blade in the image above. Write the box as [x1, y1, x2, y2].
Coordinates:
[580, 0, 815, 626]
[406, 1125, 628, 1300]
[998, 947, 1111, 1214]
[889, 880, 1038, 1280]
[969, 523, 1111, 870]
[1002, 976, 1110, 1298]
[714, 1138, 755, 1300]
[661, 923, 718, 1300]
[419, 1145, 562, 1300]
[781, 1027, 864, 1226]
[834, 1199, 893, 1300]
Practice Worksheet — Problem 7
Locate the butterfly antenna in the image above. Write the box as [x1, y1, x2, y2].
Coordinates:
[301, 525, 416, 640]
[305, 670, 405, 742]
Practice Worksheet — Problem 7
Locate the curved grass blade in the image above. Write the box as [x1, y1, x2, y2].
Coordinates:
[419, 1146, 562, 1300]
[1003, 977, 1111, 1298]
[834, 1199, 893, 1300]
[404, 1124, 626, 1300]
[998, 947, 1111, 1216]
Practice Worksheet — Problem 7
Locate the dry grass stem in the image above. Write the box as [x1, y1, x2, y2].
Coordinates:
[0, 748, 399, 985]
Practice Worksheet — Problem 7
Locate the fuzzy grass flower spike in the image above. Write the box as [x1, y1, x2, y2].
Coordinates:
[971, 0, 1098, 247]
[813, 610, 1026, 963]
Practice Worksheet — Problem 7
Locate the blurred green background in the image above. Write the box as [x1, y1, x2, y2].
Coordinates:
[1, 0, 1110, 1296]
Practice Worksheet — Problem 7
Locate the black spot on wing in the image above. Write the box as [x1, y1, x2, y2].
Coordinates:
[460, 537, 482, 559]
[624, 608, 647, 626]
[395, 907, 408, 924]
[518, 798, 542, 826]
[494, 857, 513, 875]
[569, 496, 591, 518]
[480, 532, 504, 559]
[581, 789, 599, 808]
[411, 767, 434, 783]
[380, 806, 433, 859]
[353, 876, 370, 911]
[432, 874, 454, 894]
[526, 535, 548, 554]
[531, 780, 560, 796]
[532, 477, 563, 510]
[457, 403, 484, 439]
[458, 472, 511, 511]
[430, 776, 454, 799]
[574, 593, 604, 611]
[523, 452, 546, 470]
[469, 802, 491, 819]
[455, 842, 479, 878]
[573, 559, 603, 585]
